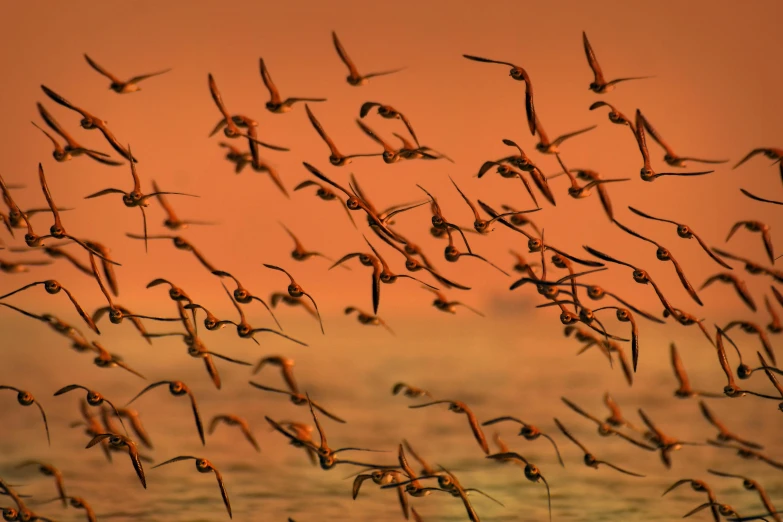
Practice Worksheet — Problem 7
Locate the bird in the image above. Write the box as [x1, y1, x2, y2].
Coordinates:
[208, 415, 261, 452]
[707, 470, 781, 522]
[301, 162, 405, 241]
[249, 382, 346, 423]
[547, 167, 625, 220]
[260, 57, 326, 113]
[351, 119, 403, 165]
[764, 294, 782, 333]
[638, 112, 728, 167]
[734, 147, 783, 185]
[533, 115, 596, 155]
[0, 386, 50, 445]
[344, 306, 394, 334]
[409, 400, 489, 454]
[560, 397, 655, 451]
[740, 187, 783, 206]
[270, 291, 318, 319]
[462, 53, 537, 136]
[126, 380, 206, 445]
[267, 393, 390, 471]
[280, 222, 335, 264]
[89, 253, 182, 342]
[146, 278, 194, 305]
[40, 85, 138, 162]
[481, 416, 564, 466]
[588, 101, 635, 132]
[218, 142, 252, 173]
[263, 263, 324, 334]
[391, 383, 431, 399]
[83, 54, 171, 93]
[0, 256, 51, 274]
[449, 175, 541, 235]
[152, 180, 216, 231]
[582, 245, 684, 319]
[633, 110, 714, 181]
[713, 326, 763, 398]
[84, 149, 198, 252]
[305, 104, 381, 166]
[554, 418, 645, 476]
[711, 248, 783, 283]
[700, 272, 757, 312]
[708, 440, 783, 472]
[569, 282, 663, 324]
[359, 102, 420, 147]
[115, 407, 154, 449]
[441, 226, 510, 276]
[86, 433, 147, 488]
[485, 452, 552, 522]
[0, 278, 99, 335]
[88, 341, 146, 379]
[721, 321, 777, 366]
[628, 206, 732, 269]
[726, 220, 775, 264]
[699, 401, 764, 450]
[601, 392, 644, 434]
[211, 270, 281, 329]
[33, 103, 123, 166]
[638, 408, 707, 469]
[252, 355, 299, 394]
[188, 288, 305, 347]
[756, 351, 783, 411]
[591, 305, 642, 371]
[126, 233, 218, 272]
[477, 161, 541, 206]
[551, 152, 631, 200]
[663, 479, 720, 522]
[62, 497, 97, 522]
[9, 243, 92, 277]
[582, 31, 652, 93]
[332, 31, 405, 86]
[32, 163, 118, 265]
[423, 286, 483, 316]
[495, 138, 557, 205]
[382, 464, 487, 521]
[669, 344, 725, 399]
[15, 461, 67, 507]
[293, 178, 357, 227]
[153, 456, 233, 518]
[611, 218, 704, 307]
[352, 468, 410, 520]
[207, 72, 291, 152]
[53, 385, 127, 431]
[83, 240, 120, 297]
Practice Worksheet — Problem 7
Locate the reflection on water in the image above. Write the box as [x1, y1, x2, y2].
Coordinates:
[1, 316, 781, 521]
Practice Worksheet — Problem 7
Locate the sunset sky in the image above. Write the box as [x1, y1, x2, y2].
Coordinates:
[0, 0, 781, 342]
[1, 5, 782, 521]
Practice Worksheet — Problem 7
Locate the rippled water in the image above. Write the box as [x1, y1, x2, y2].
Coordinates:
[1, 314, 782, 522]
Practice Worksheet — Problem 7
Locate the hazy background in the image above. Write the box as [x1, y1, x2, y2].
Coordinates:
[1, 1, 782, 521]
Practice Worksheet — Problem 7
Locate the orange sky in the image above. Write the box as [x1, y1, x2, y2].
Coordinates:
[1, 9, 783, 519]
[0, 0, 781, 343]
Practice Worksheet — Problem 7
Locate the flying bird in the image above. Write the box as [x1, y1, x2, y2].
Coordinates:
[582, 31, 652, 93]
[84, 54, 171, 93]
[332, 31, 405, 86]
[462, 54, 536, 135]
[260, 57, 326, 113]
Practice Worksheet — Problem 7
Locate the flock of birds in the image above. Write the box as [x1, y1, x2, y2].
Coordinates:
[1, 28, 783, 522]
